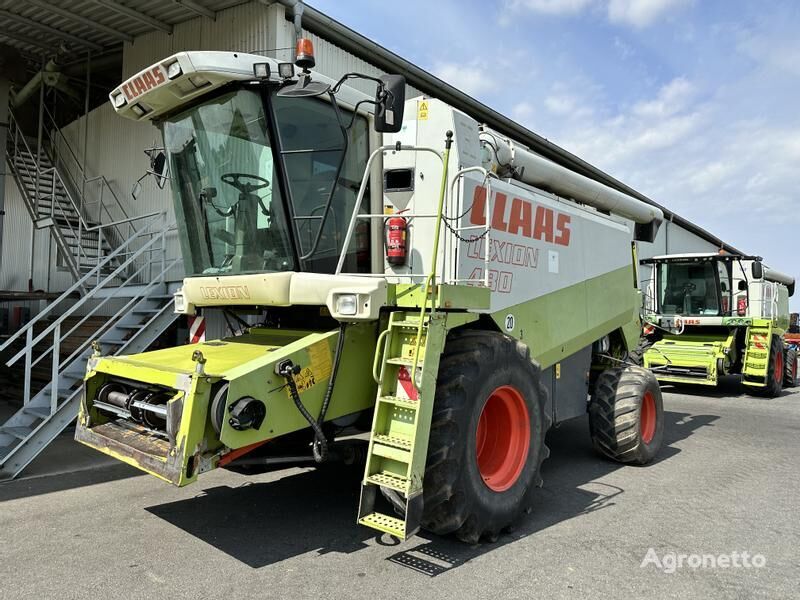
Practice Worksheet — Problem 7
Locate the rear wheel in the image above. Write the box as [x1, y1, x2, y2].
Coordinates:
[420, 330, 550, 543]
[589, 366, 664, 465]
[783, 347, 797, 387]
[754, 336, 784, 397]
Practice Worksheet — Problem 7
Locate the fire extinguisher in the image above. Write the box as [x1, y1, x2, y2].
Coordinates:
[385, 210, 408, 266]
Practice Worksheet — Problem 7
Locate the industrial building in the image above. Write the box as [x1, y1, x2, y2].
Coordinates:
[0, 0, 738, 479]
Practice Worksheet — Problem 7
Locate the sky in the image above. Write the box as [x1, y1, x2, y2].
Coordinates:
[309, 0, 800, 307]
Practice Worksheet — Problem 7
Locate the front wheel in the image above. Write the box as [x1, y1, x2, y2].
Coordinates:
[753, 336, 784, 397]
[420, 330, 550, 543]
[784, 347, 797, 387]
[589, 366, 664, 465]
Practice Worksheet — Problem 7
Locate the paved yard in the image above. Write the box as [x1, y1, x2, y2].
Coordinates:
[2, 381, 798, 599]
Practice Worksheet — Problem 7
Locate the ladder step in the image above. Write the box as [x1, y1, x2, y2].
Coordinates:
[385, 357, 423, 367]
[392, 320, 427, 329]
[366, 471, 410, 492]
[379, 396, 419, 410]
[373, 433, 413, 451]
[359, 512, 406, 538]
[371, 440, 411, 462]
[1, 426, 32, 440]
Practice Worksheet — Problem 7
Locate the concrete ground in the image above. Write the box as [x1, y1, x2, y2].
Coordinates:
[1, 381, 798, 600]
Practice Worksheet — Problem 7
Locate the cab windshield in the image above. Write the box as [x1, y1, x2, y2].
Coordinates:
[658, 261, 722, 316]
[163, 87, 369, 276]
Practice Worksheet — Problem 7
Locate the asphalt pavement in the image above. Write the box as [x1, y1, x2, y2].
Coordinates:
[1, 379, 798, 600]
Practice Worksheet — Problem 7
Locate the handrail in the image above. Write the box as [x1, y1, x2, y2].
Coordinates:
[335, 144, 444, 275]
[411, 133, 453, 389]
[449, 166, 496, 288]
[0, 214, 166, 355]
[5, 222, 175, 366]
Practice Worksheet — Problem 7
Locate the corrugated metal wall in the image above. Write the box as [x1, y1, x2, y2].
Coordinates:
[1, 0, 721, 296]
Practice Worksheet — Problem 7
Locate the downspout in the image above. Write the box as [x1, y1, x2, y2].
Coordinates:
[0, 77, 8, 270]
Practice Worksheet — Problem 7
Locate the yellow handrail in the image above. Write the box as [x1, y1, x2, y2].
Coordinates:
[411, 131, 453, 390]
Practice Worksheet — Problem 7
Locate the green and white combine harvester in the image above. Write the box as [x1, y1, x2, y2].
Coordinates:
[640, 253, 796, 396]
[76, 41, 667, 542]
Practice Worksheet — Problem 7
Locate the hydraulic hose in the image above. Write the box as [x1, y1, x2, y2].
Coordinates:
[278, 323, 348, 463]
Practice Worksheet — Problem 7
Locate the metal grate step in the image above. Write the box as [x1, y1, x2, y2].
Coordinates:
[358, 512, 406, 538]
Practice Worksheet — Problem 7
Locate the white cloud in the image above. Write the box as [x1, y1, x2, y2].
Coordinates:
[508, 0, 691, 28]
[607, 0, 692, 28]
[432, 61, 499, 96]
[507, 0, 595, 15]
[632, 77, 694, 118]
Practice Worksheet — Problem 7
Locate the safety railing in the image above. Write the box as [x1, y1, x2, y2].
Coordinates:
[0, 216, 175, 408]
[335, 145, 494, 288]
[41, 103, 140, 262]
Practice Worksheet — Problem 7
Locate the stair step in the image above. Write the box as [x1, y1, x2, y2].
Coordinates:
[101, 339, 128, 345]
[392, 319, 428, 329]
[1, 426, 32, 440]
[359, 512, 406, 538]
[366, 470, 410, 492]
[371, 440, 411, 462]
[385, 356, 424, 367]
[23, 405, 52, 419]
[373, 433, 413, 451]
[379, 396, 419, 410]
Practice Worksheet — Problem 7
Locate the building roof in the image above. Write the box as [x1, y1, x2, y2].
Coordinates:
[0, 0, 247, 57]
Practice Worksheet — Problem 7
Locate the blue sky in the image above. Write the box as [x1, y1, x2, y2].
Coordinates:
[310, 0, 800, 306]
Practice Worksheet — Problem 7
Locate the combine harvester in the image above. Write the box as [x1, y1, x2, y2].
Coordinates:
[640, 253, 796, 396]
[76, 41, 665, 542]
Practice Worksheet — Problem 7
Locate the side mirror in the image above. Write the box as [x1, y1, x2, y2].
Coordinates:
[738, 280, 748, 292]
[752, 261, 764, 280]
[374, 74, 405, 133]
[152, 151, 168, 189]
[131, 179, 143, 201]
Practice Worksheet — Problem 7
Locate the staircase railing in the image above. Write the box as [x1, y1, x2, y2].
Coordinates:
[0, 216, 176, 407]
[6, 106, 159, 284]
[41, 102, 140, 264]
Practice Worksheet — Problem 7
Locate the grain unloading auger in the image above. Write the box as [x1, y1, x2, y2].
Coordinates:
[76, 41, 667, 542]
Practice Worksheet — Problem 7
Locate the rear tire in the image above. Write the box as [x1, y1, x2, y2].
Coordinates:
[589, 366, 664, 465]
[783, 347, 797, 387]
[753, 336, 784, 397]
[420, 330, 550, 543]
[626, 336, 654, 366]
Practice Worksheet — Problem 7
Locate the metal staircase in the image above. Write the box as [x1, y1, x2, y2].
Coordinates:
[0, 218, 181, 480]
[5, 105, 157, 284]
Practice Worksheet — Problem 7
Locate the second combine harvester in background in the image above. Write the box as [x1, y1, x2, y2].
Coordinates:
[75, 40, 665, 543]
[640, 253, 796, 395]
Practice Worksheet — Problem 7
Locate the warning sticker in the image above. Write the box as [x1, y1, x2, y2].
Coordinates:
[308, 340, 333, 380]
[417, 100, 429, 120]
[285, 340, 333, 398]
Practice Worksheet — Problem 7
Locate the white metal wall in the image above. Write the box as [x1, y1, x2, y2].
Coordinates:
[0, 0, 726, 296]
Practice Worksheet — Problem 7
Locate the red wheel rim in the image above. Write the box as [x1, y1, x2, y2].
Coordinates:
[475, 385, 530, 492]
[775, 351, 783, 385]
[640, 390, 657, 444]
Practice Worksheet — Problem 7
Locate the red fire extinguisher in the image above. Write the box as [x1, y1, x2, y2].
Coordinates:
[385, 210, 408, 266]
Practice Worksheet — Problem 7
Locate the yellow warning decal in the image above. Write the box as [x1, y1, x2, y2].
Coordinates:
[418, 100, 429, 120]
[555, 363, 561, 379]
[308, 339, 333, 381]
[285, 339, 333, 398]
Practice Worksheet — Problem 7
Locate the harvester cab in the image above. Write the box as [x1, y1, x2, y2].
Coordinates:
[76, 42, 670, 542]
[640, 253, 796, 395]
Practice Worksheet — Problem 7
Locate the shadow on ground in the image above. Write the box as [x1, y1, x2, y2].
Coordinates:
[660, 374, 796, 400]
[145, 408, 717, 572]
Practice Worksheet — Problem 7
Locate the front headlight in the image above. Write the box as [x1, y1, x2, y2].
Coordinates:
[112, 92, 126, 108]
[335, 294, 358, 316]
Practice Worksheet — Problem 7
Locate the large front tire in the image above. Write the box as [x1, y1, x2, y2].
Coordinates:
[753, 336, 784, 397]
[421, 330, 550, 543]
[589, 366, 664, 465]
[783, 347, 797, 387]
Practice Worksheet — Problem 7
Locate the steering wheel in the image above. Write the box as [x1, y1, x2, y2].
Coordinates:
[682, 282, 697, 294]
[221, 173, 270, 194]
